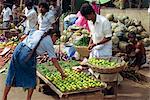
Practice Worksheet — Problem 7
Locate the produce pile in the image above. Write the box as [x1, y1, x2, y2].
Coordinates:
[105, 14, 150, 54]
[0, 36, 19, 48]
[88, 58, 119, 68]
[37, 60, 105, 92]
[60, 27, 90, 44]
[74, 35, 90, 46]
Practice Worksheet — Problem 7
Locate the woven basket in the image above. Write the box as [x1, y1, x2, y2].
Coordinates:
[75, 46, 90, 58]
[87, 57, 127, 74]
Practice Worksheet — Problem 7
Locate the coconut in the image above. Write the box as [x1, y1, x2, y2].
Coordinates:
[112, 35, 119, 45]
[136, 26, 143, 33]
[111, 22, 118, 32]
[105, 14, 114, 21]
[128, 26, 137, 33]
[143, 38, 150, 47]
[133, 19, 141, 26]
[114, 22, 127, 33]
[140, 31, 149, 38]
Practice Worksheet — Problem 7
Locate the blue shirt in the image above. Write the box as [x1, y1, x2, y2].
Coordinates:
[22, 30, 56, 58]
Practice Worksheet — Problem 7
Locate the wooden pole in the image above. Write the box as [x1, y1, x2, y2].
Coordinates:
[20, 0, 23, 10]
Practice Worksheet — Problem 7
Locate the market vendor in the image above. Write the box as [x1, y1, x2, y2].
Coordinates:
[126, 32, 146, 70]
[80, 4, 124, 94]
[19, 1, 38, 40]
[2, 29, 67, 100]
[0, 1, 13, 29]
[80, 4, 112, 58]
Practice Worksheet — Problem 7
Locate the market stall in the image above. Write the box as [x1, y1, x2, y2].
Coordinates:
[36, 60, 106, 99]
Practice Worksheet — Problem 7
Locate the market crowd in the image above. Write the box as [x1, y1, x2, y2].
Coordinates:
[0, 0, 146, 100]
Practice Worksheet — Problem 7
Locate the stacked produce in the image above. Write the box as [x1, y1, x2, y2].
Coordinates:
[37, 60, 105, 92]
[105, 14, 150, 54]
[87, 58, 126, 73]
[0, 36, 19, 48]
[88, 58, 119, 68]
[60, 27, 90, 43]
[74, 35, 90, 46]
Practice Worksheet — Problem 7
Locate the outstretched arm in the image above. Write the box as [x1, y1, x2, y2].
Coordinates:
[51, 58, 67, 79]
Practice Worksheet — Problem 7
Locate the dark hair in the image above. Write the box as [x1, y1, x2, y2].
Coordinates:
[128, 32, 136, 38]
[47, 29, 61, 38]
[82, 1, 90, 5]
[38, 2, 49, 11]
[80, 4, 95, 17]
[25, 1, 33, 7]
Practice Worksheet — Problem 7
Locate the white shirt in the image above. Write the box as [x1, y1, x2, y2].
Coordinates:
[22, 30, 56, 59]
[88, 14, 112, 44]
[1, 7, 12, 22]
[38, 11, 55, 32]
[88, 14, 112, 57]
[24, 7, 37, 34]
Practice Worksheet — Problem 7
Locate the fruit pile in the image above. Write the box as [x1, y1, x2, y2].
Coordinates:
[88, 58, 118, 68]
[37, 60, 105, 92]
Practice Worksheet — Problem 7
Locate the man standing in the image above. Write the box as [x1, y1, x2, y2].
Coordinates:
[38, 2, 55, 32]
[19, 1, 37, 41]
[0, 1, 13, 29]
[80, 4, 112, 58]
[21, 1, 37, 35]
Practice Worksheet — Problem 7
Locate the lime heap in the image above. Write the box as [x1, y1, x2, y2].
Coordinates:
[88, 58, 118, 68]
[37, 60, 105, 92]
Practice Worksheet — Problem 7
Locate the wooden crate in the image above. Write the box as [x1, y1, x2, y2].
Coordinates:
[37, 71, 105, 99]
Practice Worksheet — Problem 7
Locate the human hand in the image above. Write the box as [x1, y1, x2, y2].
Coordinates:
[88, 43, 96, 50]
[61, 72, 67, 80]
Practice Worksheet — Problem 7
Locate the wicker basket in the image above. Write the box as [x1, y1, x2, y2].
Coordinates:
[75, 46, 90, 58]
[87, 57, 127, 74]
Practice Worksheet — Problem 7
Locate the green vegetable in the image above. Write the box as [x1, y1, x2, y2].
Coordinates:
[74, 36, 90, 46]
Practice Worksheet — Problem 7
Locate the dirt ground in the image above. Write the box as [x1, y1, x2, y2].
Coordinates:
[0, 74, 150, 100]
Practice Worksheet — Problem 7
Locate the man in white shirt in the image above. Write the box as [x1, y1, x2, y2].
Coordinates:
[19, 1, 38, 41]
[20, 1, 38, 35]
[80, 4, 123, 88]
[0, 1, 13, 28]
[38, 2, 55, 32]
[80, 4, 112, 58]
